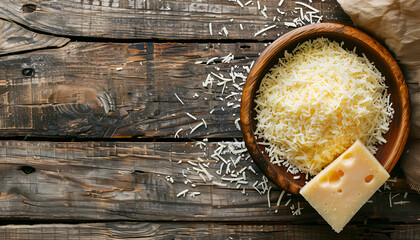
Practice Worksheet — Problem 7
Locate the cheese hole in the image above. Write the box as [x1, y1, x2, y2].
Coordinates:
[319, 175, 328, 184]
[365, 175, 374, 183]
[342, 153, 354, 166]
[328, 170, 341, 185]
[338, 170, 344, 177]
[342, 152, 353, 160]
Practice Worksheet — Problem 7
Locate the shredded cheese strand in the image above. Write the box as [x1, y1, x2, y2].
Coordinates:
[254, 38, 394, 175]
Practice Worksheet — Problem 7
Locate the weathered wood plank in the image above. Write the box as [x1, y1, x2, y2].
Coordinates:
[0, 20, 69, 55]
[0, 222, 419, 240]
[0, 0, 351, 40]
[0, 41, 418, 138]
[0, 140, 418, 222]
[0, 41, 260, 138]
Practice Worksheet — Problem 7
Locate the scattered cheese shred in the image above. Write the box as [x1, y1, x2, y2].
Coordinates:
[177, 189, 189, 198]
[186, 112, 197, 120]
[174, 128, 182, 138]
[277, 190, 285, 206]
[254, 25, 276, 37]
[255, 38, 394, 175]
[190, 122, 204, 134]
[174, 93, 184, 105]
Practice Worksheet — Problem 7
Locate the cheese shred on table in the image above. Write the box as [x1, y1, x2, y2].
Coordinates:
[254, 38, 394, 175]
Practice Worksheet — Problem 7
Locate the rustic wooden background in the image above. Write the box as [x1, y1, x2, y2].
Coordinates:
[0, 0, 418, 239]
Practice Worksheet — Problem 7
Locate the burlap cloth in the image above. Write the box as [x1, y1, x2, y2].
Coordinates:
[337, 0, 420, 192]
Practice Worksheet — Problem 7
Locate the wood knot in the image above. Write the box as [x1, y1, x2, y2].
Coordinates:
[22, 4, 37, 13]
[48, 86, 115, 119]
[22, 68, 35, 77]
[19, 166, 36, 174]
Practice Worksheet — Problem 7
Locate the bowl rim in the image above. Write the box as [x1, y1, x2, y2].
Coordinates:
[240, 23, 411, 195]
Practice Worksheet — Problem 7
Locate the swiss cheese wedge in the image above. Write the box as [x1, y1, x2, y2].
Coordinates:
[300, 140, 389, 233]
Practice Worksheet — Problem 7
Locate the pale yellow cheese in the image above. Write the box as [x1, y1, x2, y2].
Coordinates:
[300, 140, 390, 233]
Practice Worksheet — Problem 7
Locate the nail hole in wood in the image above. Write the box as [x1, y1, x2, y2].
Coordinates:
[22, 4, 37, 13]
[19, 166, 36, 174]
[22, 68, 35, 77]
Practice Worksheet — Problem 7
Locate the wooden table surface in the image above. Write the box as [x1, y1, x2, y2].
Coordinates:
[0, 0, 418, 239]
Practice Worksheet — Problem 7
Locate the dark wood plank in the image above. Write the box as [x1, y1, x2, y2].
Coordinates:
[0, 41, 418, 138]
[0, 20, 69, 55]
[0, 0, 351, 40]
[0, 222, 419, 240]
[0, 140, 418, 222]
[0, 41, 261, 138]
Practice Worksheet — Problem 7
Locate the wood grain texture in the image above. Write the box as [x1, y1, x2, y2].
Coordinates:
[0, 41, 418, 139]
[0, 40, 265, 138]
[0, 0, 416, 238]
[0, 19, 69, 55]
[0, 140, 418, 222]
[0, 0, 351, 40]
[0, 222, 419, 240]
[241, 23, 411, 194]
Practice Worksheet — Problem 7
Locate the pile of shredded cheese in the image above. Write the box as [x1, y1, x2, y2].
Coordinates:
[254, 38, 394, 175]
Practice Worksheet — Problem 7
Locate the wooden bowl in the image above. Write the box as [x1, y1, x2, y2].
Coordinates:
[240, 23, 411, 195]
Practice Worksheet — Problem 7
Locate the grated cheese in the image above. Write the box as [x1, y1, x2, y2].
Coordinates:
[207, 57, 218, 65]
[234, 118, 241, 131]
[212, 181, 228, 187]
[236, 0, 244, 7]
[254, 25, 276, 37]
[174, 93, 184, 105]
[254, 38, 393, 175]
[190, 192, 201, 197]
[393, 201, 410, 205]
[202, 119, 208, 128]
[174, 128, 182, 138]
[186, 112, 197, 120]
[295, 1, 319, 13]
[177, 189, 189, 198]
[277, 190, 285, 206]
[190, 122, 204, 134]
